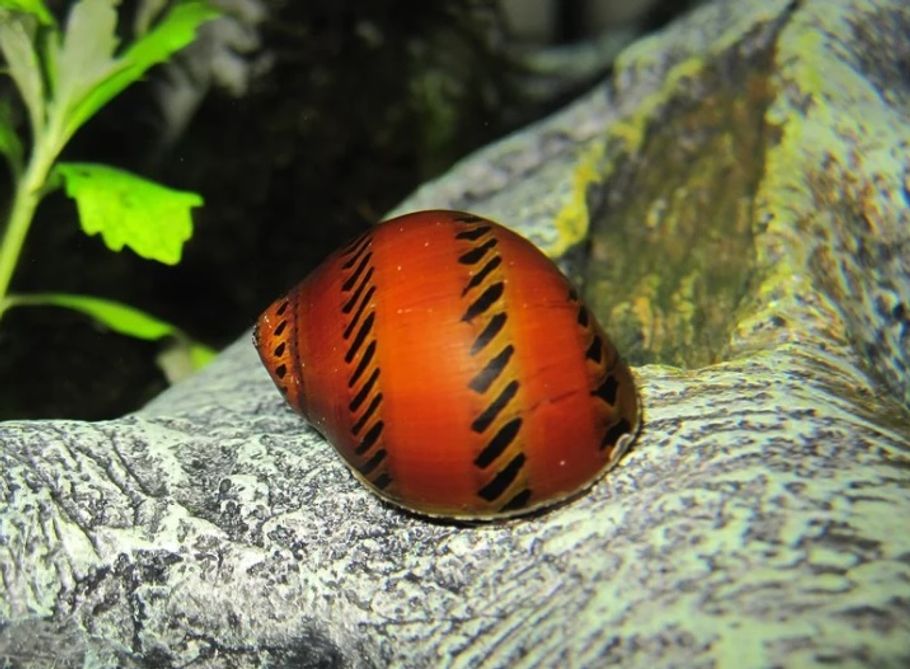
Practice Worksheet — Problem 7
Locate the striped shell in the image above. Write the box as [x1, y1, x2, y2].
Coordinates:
[254, 210, 639, 519]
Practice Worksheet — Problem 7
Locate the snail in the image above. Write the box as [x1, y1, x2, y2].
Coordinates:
[254, 210, 639, 519]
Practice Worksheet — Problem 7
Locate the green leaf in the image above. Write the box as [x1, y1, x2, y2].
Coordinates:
[9, 292, 176, 339]
[157, 338, 217, 381]
[52, 0, 119, 114]
[56, 162, 203, 265]
[0, 11, 45, 137]
[6, 291, 216, 373]
[0, 0, 53, 25]
[53, 0, 219, 143]
[0, 96, 23, 177]
[189, 342, 216, 368]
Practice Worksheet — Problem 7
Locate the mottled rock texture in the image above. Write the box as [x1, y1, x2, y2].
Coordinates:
[2, 0, 909, 667]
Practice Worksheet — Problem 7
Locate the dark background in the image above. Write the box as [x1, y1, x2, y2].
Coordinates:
[0, 0, 696, 419]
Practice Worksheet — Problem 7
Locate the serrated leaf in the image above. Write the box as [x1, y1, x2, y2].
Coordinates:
[123, 1, 218, 65]
[53, 0, 119, 105]
[56, 162, 203, 265]
[0, 0, 53, 25]
[0, 12, 45, 136]
[55, 0, 218, 143]
[0, 96, 23, 176]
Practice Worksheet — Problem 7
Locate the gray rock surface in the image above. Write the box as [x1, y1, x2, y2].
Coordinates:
[3, 0, 910, 667]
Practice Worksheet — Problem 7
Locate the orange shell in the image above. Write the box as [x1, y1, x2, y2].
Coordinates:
[254, 210, 639, 519]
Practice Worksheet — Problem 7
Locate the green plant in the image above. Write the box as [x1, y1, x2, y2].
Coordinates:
[0, 0, 219, 373]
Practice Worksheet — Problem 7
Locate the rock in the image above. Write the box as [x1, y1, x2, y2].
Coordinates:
[2, 0, 909, 666]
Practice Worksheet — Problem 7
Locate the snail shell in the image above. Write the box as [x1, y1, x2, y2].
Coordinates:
[254, 210, 639, 519]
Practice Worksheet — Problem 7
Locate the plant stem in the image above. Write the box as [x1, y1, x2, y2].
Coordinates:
[0, 117, 62, 322]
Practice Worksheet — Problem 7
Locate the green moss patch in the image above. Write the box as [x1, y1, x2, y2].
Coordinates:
[586, 38, 778, 368]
